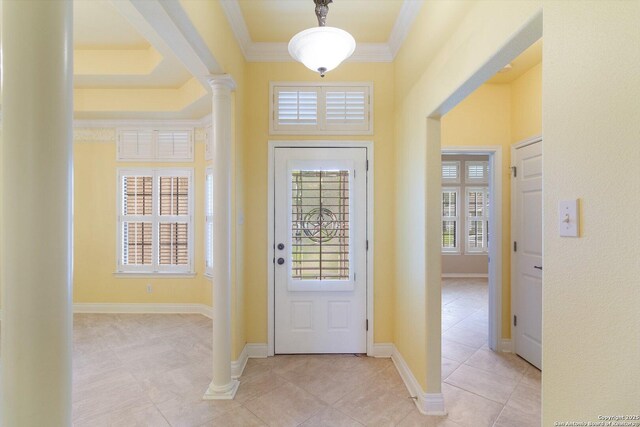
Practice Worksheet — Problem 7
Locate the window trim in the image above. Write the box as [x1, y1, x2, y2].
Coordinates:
[116, 167, 195, 274]
[441, 187, 460, 254]
[269, 82, 373, 136]
[465, 186, 490, 254]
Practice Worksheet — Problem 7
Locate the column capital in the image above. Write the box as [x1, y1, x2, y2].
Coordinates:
[207, 74, 236, 91]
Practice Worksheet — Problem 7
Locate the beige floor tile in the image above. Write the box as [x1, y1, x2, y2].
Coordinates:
[243, 382, 326, 427]
[445, 364, 519, 404]
[493, 405, 540, 427]
[442, 339, 477, 363]
[137, 362, 212, 405]
[520, 364, 542, 389]
[234, 371, 289, 404]
[73, 380, 152, 423]
[241, 359, 276, 378]
[442, 325, 487, 349]
[334, 380, 415, 426]
[440, 383, 503, 427]
[442, 357, 462, 380]
[73, 403, 170, 427]
[156, 393, 241, 427]
[397, 411, 462, 427]
[506, 383, 541, 416]
[298, 407, 364, 426]
[464, 348, 528, 380]
[203, 406, 267, 427]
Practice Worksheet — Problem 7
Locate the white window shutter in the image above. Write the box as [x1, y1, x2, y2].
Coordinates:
[117, 130, 154, 161]
[157, 130, 193, 161]
[324, 87, 369, 132]
[273, 87, 319, 132]
[442, 161, 460, 183]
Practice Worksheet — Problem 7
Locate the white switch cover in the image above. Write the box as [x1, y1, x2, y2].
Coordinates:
[559, 199, 579, 237]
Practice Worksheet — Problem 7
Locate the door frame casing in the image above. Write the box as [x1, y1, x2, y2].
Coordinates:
[510, 134, 542, 358]
[441, 146, 503, 351]
[267, 140, 374, 356]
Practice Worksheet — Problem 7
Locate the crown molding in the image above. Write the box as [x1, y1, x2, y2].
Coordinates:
[220, 0, 423, 63]
[388, 0, 424, 58]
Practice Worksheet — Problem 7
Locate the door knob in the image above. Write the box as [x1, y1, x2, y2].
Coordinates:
[277, 243, 285, 250]
[277, 258, 285, 265]
[534, 265, 543, 270]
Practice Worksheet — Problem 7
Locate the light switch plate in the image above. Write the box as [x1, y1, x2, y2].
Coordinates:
[559, 199, 579, 237]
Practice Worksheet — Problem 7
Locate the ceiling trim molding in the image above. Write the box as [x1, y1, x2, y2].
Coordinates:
[111, 0, 223, 89]
[388, 0, 425, 58]
[220, 0, 423, 63]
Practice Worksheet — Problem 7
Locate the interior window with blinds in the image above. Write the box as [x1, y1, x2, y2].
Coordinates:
[271, 83, 372, 135]
[117, 168, 194, 274]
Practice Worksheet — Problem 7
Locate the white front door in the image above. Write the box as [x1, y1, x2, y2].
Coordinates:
[274, 147, 367, 354]
[513, 140, 543, 369]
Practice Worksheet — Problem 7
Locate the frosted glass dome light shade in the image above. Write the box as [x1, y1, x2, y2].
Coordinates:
[288, 26, 356, 77]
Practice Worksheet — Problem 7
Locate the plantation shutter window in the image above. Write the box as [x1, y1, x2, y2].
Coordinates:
[157, 130, 193, 161]
[270, 83, 373, 135]
[441, 188, 459, 253]
[466, 161, 489, 183]
[466, 187, 490, 253]
[442, 161, 460, 184]
[117, 168, 194, 274]
[272, 87, 320, 132]
[117, 129, 194, 162]
[324, 87, 369, 132]
[118, 130, 154, 160]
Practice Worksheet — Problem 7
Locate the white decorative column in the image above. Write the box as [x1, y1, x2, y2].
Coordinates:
[1, 1, 74, 425]
[203, 75, 239, 400]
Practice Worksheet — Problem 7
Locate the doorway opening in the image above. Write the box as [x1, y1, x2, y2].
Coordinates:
[440, 149, 502, 359]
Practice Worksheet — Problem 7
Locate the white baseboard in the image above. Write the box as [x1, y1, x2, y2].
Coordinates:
[499, 339, 513, 353]
[73, 303, 213, 318]
[246, 343, 269, 358]
[371, 343, 394, 358]
[391, 345, 447, 415]
[441, 273, 488, 279]
[231, 345, 248, 379]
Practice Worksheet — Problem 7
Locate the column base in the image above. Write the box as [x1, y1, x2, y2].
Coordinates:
[202, 379, 240, 400]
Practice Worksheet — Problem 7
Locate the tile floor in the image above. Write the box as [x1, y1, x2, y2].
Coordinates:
[68, 277, 540, 426]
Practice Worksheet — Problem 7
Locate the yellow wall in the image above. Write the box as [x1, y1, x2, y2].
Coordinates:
[393, 0, 542, 391]
[511, 62, 542, 143]
[243, 62, 396, 345]
[73, 136, 210, 305]
[542, 1, 640, 422]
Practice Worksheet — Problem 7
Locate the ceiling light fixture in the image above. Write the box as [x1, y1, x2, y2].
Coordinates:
[288, 0, 356, 78]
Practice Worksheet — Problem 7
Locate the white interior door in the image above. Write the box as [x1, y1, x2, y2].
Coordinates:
[513, 140, 543, 369]
[274, 147, 367, 354]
